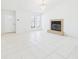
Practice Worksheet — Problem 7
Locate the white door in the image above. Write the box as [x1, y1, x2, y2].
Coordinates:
[1, 10, 16, 33]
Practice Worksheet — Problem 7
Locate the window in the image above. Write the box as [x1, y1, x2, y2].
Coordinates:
[31, 14, 41, 30]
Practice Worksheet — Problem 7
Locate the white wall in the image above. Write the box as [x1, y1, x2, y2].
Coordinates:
[16, 10, 32, 33]
[15, 0, 43, 33]
[2, 0, 78, 38]
[16, 0, 78, 38]
[42, 0, 78, 38]
[1, 0, 16, 10]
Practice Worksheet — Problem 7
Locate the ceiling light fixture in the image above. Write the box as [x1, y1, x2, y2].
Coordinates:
[40, 0, 48, 13]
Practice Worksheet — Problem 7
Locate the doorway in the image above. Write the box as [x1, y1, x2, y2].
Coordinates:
[1, 10, 16, 33]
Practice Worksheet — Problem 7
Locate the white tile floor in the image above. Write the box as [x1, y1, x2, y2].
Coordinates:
[1, 31, 78, 59]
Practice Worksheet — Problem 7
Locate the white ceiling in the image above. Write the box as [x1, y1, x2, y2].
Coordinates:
[1, 0, 68, 11]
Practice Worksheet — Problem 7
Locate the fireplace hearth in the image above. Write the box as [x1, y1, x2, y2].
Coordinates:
[48, 19, 64, 35]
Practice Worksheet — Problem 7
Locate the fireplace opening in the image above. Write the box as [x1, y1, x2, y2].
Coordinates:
[48, 19, 64, 35]
[51, 21, 61, 31]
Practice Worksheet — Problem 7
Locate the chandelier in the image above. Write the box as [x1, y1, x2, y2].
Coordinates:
[40, 0, 48, 13]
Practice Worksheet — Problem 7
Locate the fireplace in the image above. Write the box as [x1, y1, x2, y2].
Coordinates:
[48, 19, 64, 35]
[51, 21, 61, 31]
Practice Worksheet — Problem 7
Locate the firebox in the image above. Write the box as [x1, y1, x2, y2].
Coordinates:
[51, 21, 61, 31]
[48, 19, 64, 35]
